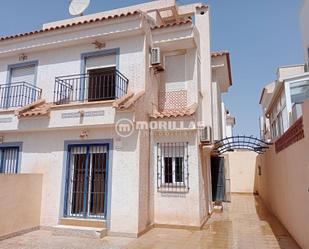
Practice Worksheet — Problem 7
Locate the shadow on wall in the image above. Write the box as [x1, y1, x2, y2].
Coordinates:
[253, 195, 301, 249]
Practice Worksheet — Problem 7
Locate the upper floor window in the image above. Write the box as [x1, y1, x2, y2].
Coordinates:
[0, 62, 41, 109]
[9, 63, 36, 85]
[270, 90, 288, 139]
[290, 80, 309, 104]
[85, 54, 117, 102]
[54, 51, 129, 104]
[157, 142, 189, 192]
[159, 52, 187, 110]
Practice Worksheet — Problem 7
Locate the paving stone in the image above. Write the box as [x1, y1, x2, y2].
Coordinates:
[0, 194, 301, 249]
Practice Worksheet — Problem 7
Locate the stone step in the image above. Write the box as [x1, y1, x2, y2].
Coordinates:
[212, 205, 223, 213]
[59, 218, 107, 228]
[46, 225, 107, 239]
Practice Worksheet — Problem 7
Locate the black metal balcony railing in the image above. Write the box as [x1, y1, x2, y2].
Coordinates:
[53, 69, 129, 104]
[0, 82, 42, 109]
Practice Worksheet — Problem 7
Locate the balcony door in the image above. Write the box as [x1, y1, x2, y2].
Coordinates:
[85, 53, 117, 102]
[87, 67, 116, 102]
[65, 144, 109, 219]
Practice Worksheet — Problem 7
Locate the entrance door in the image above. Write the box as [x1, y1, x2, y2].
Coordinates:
[65, 144, 108, 219]
[211, 157, 226, 202]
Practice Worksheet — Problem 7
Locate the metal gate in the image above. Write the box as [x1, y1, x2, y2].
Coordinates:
[64, 144, 109, 219]
[0, 147, 19, 174]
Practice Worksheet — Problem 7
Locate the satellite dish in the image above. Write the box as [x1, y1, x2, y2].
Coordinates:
[69, 0, 90, 16]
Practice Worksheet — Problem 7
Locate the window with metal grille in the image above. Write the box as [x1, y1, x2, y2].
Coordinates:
[0, 147, 19, 174]
[157, 142, 189, 192]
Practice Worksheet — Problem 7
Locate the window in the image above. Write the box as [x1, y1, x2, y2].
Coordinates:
[270, 90, 287, 139]
[87, 67, 116, 101]
[0, 147, 19, 174]
[157, 142, 189, 192]
[85, 53, 117, 101]
[10, 64, 36, 85]
[290, 80, 309, 104]
[159, 52, 187, 110]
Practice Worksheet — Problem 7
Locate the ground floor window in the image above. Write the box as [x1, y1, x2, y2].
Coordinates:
[0, 147, 19, 174]
[157, 142, 189, 192]
[64, 144, 109, 219]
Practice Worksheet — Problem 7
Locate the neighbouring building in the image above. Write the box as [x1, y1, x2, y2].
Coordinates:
[211, 51, 235, 140]
[0, 0, 233, 237]
[259, 0, 309, 142]
[259, 64, 308, 141]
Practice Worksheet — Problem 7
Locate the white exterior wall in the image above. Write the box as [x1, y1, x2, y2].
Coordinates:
[152, 131, 207, 227]
[195, 8, 212, 128]
[221, 102, 227, 139]
[2, 128, 141, 234]
[0, 35, 145, 102]
[211, 82, 223, 140]
[226, 123, 233, 138]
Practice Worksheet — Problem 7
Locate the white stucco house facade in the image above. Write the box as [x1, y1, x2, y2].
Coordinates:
[0, 0, 233, 237]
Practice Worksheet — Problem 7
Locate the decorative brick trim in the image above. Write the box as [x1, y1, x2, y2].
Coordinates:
[275, 117, 305, 153]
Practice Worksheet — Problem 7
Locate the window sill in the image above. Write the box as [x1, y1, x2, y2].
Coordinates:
[158, 185, 189, 193]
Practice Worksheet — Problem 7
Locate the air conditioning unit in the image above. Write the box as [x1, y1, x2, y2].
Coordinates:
[200, 126, 212, 144]
[151, 47, 165, 71]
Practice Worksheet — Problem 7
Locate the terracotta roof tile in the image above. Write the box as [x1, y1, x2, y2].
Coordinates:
[112, 91, 134, 108]
[211, 51, 230, 57]
[113, 90, 145, 110]
[196, 4, 208, 9]
[15, 99, 52, 118]
[150, 103, 198, 119]
[0, 11, 141, 42]
[151, 19, 192, 30]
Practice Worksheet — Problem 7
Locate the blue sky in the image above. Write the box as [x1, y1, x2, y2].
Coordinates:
[0, 0, 304, 136]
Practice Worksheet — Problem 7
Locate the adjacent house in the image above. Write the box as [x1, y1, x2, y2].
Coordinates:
[0, 0, 233, 237]
[259, 64, 308, 141]
[259, 0, 309, 142]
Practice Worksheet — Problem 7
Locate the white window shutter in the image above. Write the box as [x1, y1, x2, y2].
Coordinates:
[85, 54, 116, 71]
[11, 65, 35, 85]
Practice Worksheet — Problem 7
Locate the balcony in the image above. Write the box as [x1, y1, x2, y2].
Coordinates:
[53, 69, 129, 105]
[0, 82, 42, 110]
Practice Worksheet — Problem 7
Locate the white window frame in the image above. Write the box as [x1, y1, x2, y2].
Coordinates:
[157, 142, 189, 192]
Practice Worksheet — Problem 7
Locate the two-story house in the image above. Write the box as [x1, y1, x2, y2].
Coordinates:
[0, 0, 232, 237]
